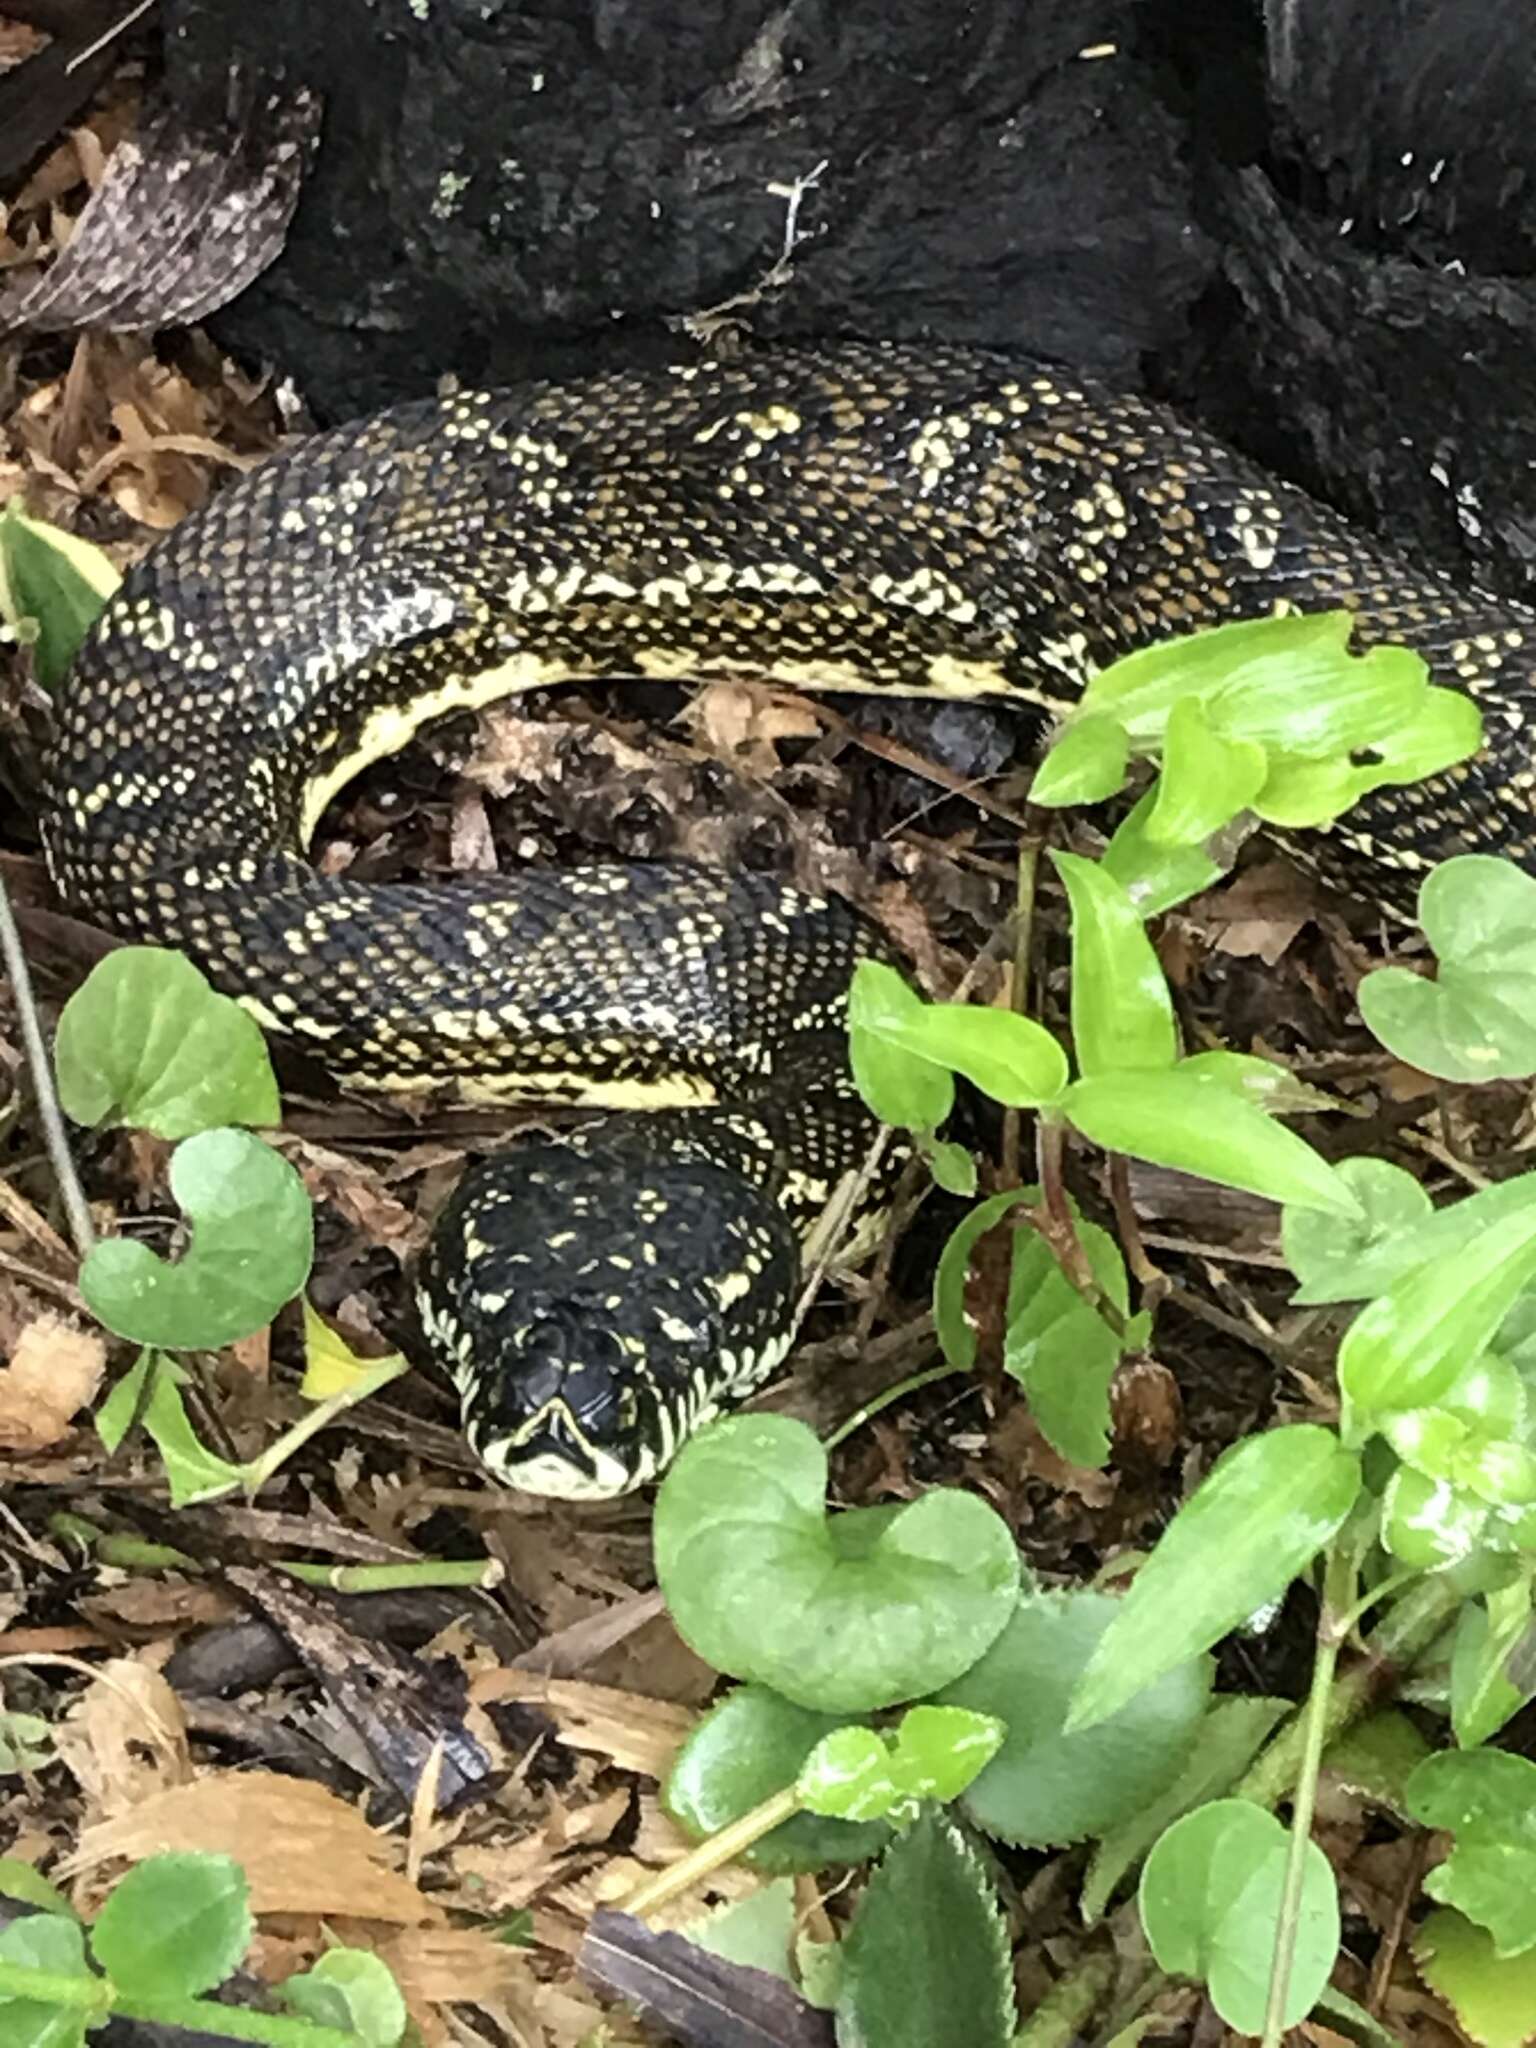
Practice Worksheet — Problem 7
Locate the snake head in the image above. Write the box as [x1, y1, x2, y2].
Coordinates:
[414, 1133, 800, 1498]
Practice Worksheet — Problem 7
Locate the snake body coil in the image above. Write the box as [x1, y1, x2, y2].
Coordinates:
[41, 342, 1536, 1494]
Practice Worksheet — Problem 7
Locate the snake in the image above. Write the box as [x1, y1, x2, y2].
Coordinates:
[39, 340, 1536, 1497]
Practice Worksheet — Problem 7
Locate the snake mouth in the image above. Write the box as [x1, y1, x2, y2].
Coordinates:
[469, 1398, 649, 1500]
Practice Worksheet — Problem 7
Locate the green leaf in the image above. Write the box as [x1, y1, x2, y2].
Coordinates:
[1321, 1709, 1433, 1819]
[1061, 1068, 1360, 1214]
[1291, 1172, 1536, 1309]
[1101, 787, 1226, 917]
[281, 1950, 407, 2047]
[1414, 1908, 1536, 2048]
[0, 1911, 92, 2048]
[1052, 852, 1178, 1076]
[0, 500, 118, 690]
[1146, 696, 1267, 847]
[95, 1350, 245, 1507]
[1005, 1217, 1136, 1470]
[835, 1811, 1015, 2048]
[664, 1685, 891, 1873]
[1029, 714, 1130, 807]
[55, 949, 279, 1140]
[895, 1004, 1070, 1108]
[682, 1879, 797, 1981]
[653, 1416, 1021, 1712]
[797, 1728, 898, 1823]
[1359, 857, 1536, 1083]
[848, 961, 955, 1131]
[1452, 1585, 1534, 1749]
[0, 1713, 53, 1773]
[1081, 1696, 1290, 1923]
[886, 1705, 1007, 1805]
[0, 1864, 75, 1919]
[1283, 1158, 1433, 1301]
[1408, 1751, 1536, 1955]
[935, 1588, 1211, 1847]
[1077, 612, 1358, 740]
[90, 1853, 252, 1999]
[1138, 1799, 1339, 2034]
[1337, 1203, 1536, 1443]
[921, 1136, 978, 1196]
[1069, 1427, 1362, 1729]
[80, 1129, 313, 1351]
[934, 1189, 1035, 1371]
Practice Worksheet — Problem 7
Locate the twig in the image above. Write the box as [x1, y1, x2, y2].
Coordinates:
[0, 871, 94, 1257]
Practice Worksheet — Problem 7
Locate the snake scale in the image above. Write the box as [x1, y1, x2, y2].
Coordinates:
[39, 341, 1536, 1496]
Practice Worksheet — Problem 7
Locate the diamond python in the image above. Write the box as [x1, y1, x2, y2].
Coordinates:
[40, 341, 1536, 1496]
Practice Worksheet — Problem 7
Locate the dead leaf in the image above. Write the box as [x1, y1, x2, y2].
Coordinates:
[0, 1314, 104, 1448]
[53, 1660, 191, 1820]
[470, 1672, 694, 1778]
[688, 681, 820, 778]
[67, 1771, 445, 1924]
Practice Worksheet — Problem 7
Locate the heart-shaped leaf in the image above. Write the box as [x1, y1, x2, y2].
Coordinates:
[55, 948, 279, 1140]
[81, 1129, 313, 1350]
[1139, 1799, 1339, 2034]
[653, 1416, 1021, 1712]
[1408, 1752, 1536, 1956]
[1360, 857, 1536, 1083]
[1413, 1909, 1536, 2048]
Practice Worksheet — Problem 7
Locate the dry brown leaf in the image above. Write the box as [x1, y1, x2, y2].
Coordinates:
[689, 681, 820, 776]
[451, 1787, 633, 1912]
[1203, 858, 1320, 965]
[67, 1771, 445, 1924]
[470, 1672, 693, 1778]
[53, 1660, 191, 1821]
[0, 1314, 104, 1448]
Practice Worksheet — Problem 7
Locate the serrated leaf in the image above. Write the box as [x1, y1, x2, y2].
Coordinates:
[935, 1589, 1211, 1847]
[280, 1949, 407, 2047]
[1414, 1908, 1536, 2048]
[1360, 857, 1536, 1083]
[888, 1706, 1007, 1805]
[1337, 1204, 1536, 1443]
[797, 1729, 896, 1822]
[1029, 714, 1131, 806]
[665, 1686, 891, 1873]
[90, 1852, 252, 1999]
[1081, 1695, 1290, 1923]
[0, 500, 118, 690]
[1101, 786, 1227, 916]
[1061, 1068, 1360, 1214]
[1069, 1427, 1361, 1729]
[55, 949, 279, 1140]
[1407, 1752, 1536, 1955]
[835, 1811, 1015, 2048]
[81, 1128, 313, 1351]
[1138, 1799, 1339, 2034]
[653, 1416, 1020, 1712]
[1053, 852, 1178, 1076]
[1146, 696, 1268, 846]
[1283, 1157, 1434, 1301]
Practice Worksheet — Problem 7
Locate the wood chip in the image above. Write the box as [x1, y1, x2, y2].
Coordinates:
[0, 1314, 105, 1449]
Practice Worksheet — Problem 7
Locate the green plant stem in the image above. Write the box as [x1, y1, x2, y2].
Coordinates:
[1001, 838, 1042, 1188]
[1259, 1544, 1353, 2048]
[0, 868, 95, 1258]
[822, 1362, 964, 1451]
[47, 1512, 497, 1592]
[1011, 1949, 1115, 2048]
[239, 1354, 410, 1493]
[621, 1785, 801, 1916]
[0, 1961, 359, 2047]
[1235, 1572, 1462, 1813]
